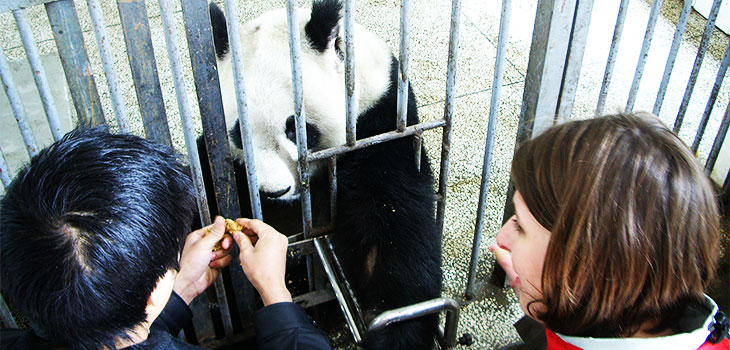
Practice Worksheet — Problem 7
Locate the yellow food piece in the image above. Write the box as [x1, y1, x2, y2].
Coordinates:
[207, 218, 243, 251]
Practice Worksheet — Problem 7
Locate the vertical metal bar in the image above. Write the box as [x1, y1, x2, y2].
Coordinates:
[624, 0, 664, 113]
[520, 0, 577, 135]
[674, 0, 722, 133]
[436, 0, 462, 236]
[13, 8, 63, 140]
[466, 0, 510, 300]
[595, 0, 630, 116]
[285, 0, 313, 237]
[0, 150, 12, 187]
[693, 40, 730, 152]
[225, 0, 262, 221]
[158, 0, 231, 337]
[328, 157, 337, 225]
[0, 46, 39, 157]
[286, 0, 315, 294]
[46, 0, 106, 127]
[117, 0, 172, 146]
[87, 0, 130, 132]
[706, 99, 730, 173]
[181, 0, 255, 332]
[344, 0, 356, 145]
[396, 0, 410, 132]
[556, 0, 595, 122]
[0, 294, 17, 328]
[413, 131, 422, 172]
[652, 0, 693, 115]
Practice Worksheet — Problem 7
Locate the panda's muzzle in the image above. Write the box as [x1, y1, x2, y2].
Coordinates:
[261, 186, 292, 199]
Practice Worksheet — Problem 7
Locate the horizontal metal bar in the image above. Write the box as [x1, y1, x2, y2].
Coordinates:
[314, 237, 363, 343]
[674, 0, 722, 133]
[0, 150, 11, 187]
[309, 119, 446, 161]
[14, 8, 63, 140]
[0, 0, 51, 14]
[46, 0, 106, 127]
[367, 297, 460, 348]
[652, 0, 693, 115]
[0, 45, 38, 157]
[292, 289, 336, 308]
[225, 0, 262, 221]
[693, 40, 730, 152]
[87, 0, 129, 132]
[625, 0, 664, 113]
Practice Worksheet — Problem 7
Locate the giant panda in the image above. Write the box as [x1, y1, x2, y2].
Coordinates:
[200, 1, 442, 349]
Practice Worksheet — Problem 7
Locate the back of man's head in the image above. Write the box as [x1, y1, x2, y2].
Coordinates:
[0, 127, 196, 349]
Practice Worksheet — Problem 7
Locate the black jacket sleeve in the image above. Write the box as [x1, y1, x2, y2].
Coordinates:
[150, 292, 193, 336]
[253, 302, 332, 350]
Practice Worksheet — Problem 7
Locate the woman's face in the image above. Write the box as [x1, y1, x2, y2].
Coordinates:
[491, 190, 551, 319]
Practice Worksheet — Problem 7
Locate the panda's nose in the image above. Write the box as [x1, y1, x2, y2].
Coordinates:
[261, 186, 291, 198]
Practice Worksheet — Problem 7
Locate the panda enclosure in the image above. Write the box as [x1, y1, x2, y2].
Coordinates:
[0, 0, 729, 348]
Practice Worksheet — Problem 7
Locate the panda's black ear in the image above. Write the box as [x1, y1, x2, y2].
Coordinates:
[209, 2, 229, 59]
[305, 0, 342, 53]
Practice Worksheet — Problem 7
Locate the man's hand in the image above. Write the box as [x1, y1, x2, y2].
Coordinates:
[233, 218, 292, 306]
[173, 216, 234, 304]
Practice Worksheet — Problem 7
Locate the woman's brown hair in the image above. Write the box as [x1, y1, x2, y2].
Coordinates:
[511, 112, 721, 338]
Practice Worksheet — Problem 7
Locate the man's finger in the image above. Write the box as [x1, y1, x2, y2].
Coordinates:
[210, 254, 233, 269]
[200, 216, 226, 246]
[234, 231, 254, 252]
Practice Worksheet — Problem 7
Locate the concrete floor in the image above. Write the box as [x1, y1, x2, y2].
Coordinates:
[0, 0, 728, 349]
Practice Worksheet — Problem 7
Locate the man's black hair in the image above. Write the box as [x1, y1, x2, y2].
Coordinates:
[0, 127, 196, 350]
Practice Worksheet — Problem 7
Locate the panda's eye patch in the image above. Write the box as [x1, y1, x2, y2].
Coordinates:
[285, 115, 321, 149]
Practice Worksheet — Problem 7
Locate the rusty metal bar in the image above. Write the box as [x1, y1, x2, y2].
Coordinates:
[436, 0, 462, 236]
[595, 0, 630, 116]
[46, 0, 106, 127]
[117, 0, 172, 146]
[396, 0, 410, 132]
[652, 0, 693, 115]
[87, 0, 129, 132]
[693, 39, 730, 153]
[14, 8, 63, 140]
[673, 0, 722, 133]
[328, 157, 337, 225]
[309, 119, 446, 161]
[466, 0, 510, 300]
[624, 0, 663, 113]
[344, 0, 356, 145]
[0, 46, 38, 157]
[224, 0, 262, 221]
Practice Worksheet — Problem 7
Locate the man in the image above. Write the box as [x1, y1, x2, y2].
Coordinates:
[0, 127, 330, 349]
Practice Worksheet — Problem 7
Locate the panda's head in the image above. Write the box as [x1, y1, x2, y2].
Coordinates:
[211, 0, 392, 201]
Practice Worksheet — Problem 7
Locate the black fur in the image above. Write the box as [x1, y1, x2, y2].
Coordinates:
[305, 0, 342, 52]
[209, 2, 229, 58]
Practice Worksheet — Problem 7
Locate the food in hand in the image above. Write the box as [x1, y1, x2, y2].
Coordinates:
[206, 218, 243, 251]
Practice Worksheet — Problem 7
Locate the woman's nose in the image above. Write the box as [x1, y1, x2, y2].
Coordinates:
[495, 216, 515, 250]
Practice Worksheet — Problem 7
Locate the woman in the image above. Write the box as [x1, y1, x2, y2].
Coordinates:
[490, 113, 728, 349]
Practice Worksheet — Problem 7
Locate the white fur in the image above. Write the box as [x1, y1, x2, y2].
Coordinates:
[217, 7, 392, 200]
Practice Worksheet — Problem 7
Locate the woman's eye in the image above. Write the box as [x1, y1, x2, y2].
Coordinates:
[512, 217, 523, 233]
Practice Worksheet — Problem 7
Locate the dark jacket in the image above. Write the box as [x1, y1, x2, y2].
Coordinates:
[1, 292, 331, 350]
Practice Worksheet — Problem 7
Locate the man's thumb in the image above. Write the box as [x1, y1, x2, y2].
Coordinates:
[234, 231, 253, 252]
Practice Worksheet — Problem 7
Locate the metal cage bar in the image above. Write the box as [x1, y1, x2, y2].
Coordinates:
[225, 0, 263, 221]
[86, 0, 129, 132]
[13, 8, 63, 140]
[0, 294, 17, 328]
[435, 0, 462, 235]
[367, 297, 460, 348]
[465, 0, 511, 300]
[652, 0, 693, 115]
[706, 98, 730, 173]
[673, 0, 722, 133]
[344, 0, 356, 145]
[556, 0, 594, 122]
[595, 0, 630, 116]
[0, 149, 12, 187]
[117, 0, 172, 146]
[396, 0, 410, 132]
[46, 0, 106, 127]
[624, 0, 664, 113]
[693, 40, 730, 152]
[0, 46, 39, 157]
